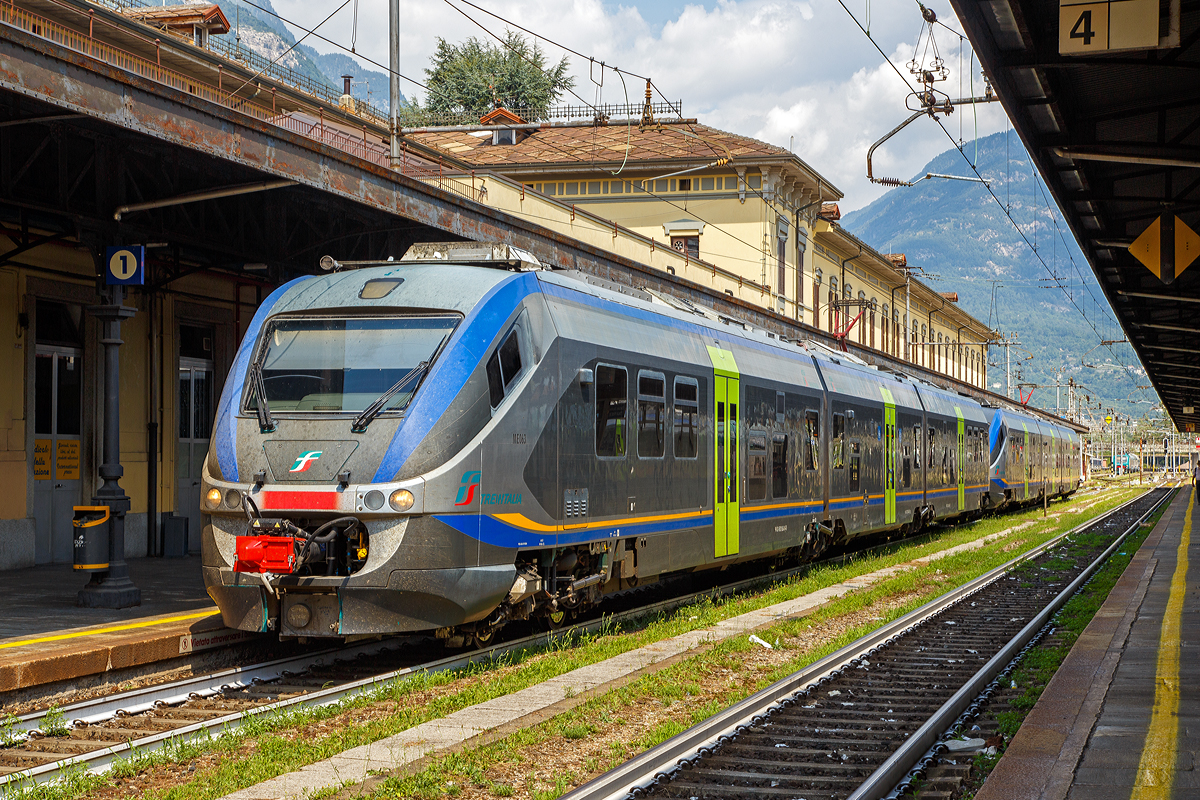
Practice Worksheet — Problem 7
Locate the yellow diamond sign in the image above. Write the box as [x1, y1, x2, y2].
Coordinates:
[1129, 213, 1200, 284]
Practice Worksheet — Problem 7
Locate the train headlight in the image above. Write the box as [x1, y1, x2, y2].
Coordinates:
[224, 489, 243, 510]
[204, 488, 222, 510]
[389, 489, 415, 512]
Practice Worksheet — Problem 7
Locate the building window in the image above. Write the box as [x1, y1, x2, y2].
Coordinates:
[701, 177, 714, 191]
[671, 236, 699, 259]
[679, 178, 692, 191]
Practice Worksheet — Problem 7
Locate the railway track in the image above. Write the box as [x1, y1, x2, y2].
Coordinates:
[562, 485, 1173, 800]
[0, 488, 1155, 793]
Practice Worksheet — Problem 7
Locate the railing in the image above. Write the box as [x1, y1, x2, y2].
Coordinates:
[0, 0, 482, 201]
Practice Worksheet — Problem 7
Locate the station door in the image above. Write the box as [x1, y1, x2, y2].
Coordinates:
[177, 356, 213, 552]
[33, 345, 82, 564]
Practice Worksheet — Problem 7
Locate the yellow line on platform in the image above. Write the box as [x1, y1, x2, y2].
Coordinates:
[1132, 490, 1192, 800]
[0, 608, 218, 651]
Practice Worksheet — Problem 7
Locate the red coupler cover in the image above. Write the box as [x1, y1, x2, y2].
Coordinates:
[235, 535, 298, 573]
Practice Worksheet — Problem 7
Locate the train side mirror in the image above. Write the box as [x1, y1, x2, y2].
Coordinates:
[577, 368, 594, 386]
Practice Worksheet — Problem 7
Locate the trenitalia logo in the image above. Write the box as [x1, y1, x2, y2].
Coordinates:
[454, 471, 481, 506]
[453, 471, 522, 506]
[289, 451, 323, 473]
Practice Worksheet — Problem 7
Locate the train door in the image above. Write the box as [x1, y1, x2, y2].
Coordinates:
[1021, 423, 1031, 500]
[954, 407, 966, 512]
[32, 344, 83, 564]
[708, 346, 739, 558]
[880, 387, 897, 525]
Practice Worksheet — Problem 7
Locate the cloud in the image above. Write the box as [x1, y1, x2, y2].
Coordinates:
[269, 0, 1016, 210]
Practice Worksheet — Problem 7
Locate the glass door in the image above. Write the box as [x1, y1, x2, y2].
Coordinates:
[33, 346, 83, 563]
[177, 357, 213, 553]
[881, 388, 897, 525]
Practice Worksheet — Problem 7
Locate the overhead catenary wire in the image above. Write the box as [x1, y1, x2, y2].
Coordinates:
[837, 0, 1150, 405]
[224, 0, 353, 101]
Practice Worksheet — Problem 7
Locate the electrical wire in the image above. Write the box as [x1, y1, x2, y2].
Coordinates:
[836, 0, 1151, 403]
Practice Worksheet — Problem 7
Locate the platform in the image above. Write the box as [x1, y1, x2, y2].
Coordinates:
[0, 556, 255, 694]
[978, 486, 1198, 800]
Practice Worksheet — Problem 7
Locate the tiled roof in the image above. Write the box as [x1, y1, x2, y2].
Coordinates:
[405, 121, 792, 169]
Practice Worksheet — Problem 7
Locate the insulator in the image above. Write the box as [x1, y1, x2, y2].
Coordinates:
[872, 177, 913, 188]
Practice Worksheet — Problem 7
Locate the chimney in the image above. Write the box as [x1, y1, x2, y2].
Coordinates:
[339, 75, 355, 113]
[939, 292, 959, 303]
[819, 202, 841, 221]
[885, 253, 907, 268]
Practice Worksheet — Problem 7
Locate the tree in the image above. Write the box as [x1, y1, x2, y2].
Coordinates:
[421, 30, 575, 120]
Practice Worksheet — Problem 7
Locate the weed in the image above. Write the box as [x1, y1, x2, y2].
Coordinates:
[40, 707, 68, 738]
[0, 714, 22, 747]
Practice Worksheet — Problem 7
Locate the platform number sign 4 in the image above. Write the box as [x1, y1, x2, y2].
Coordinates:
[105, 246, 145, 286]
[1059, 0, 1161, 55]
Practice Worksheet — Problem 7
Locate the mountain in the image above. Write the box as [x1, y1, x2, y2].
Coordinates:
[841, 130, 1151, 421]
[169, 0, 402, 108]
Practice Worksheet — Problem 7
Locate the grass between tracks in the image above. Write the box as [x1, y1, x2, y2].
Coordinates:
[7, 484, 1146, 800]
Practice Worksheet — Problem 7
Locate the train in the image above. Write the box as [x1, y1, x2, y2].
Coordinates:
[201, 242, 1081, 645]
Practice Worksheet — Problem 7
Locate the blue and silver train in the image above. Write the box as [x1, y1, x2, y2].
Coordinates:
[201, 242, 1081, 644]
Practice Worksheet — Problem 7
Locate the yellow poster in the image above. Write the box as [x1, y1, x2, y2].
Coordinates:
[33, 439, 50, 481]
[55, 439, 80, 480]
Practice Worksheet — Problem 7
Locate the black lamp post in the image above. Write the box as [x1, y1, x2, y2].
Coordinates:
[78, 277, 141, 608]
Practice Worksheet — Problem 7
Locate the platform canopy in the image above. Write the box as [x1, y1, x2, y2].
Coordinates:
[950, 0, 1200, 431]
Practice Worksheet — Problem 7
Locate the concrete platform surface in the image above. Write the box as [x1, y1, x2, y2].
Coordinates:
[0, 556, 251, 694]
[978, 486, 1196, 800]
[0, 555, 211, 640]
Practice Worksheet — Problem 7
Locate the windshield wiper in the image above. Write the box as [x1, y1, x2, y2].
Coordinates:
[250, 356, 276, 433]
[351, 361, 430, 433]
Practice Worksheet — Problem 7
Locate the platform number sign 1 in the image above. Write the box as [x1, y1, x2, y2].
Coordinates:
[105, 246, 145, 286]
[1060, 0, 1161, 54]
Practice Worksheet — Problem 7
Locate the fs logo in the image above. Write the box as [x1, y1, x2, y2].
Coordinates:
[454, 471, 482, 506]
[289, 451, 323, 473]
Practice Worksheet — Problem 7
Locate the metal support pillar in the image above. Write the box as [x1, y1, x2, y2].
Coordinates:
[78, 285, 140, 608]
[389, 0, 401, 169]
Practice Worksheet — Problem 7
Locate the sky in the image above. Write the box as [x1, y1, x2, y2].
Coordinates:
[268, 0, 1016, 211]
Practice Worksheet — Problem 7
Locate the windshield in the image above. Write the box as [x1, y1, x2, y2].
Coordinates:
[247, 316, 457, 414]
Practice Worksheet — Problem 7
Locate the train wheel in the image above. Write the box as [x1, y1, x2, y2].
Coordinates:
[470, 626, 497, 649]
[538, 608, 567, 631]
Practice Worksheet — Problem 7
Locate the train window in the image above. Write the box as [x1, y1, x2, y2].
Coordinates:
[485, 328, 523, 408]
[833, 413, 845, 469]
[776, 392, 785, 423]
[772, 434, 788, 498]
[485, 352, 504, 407]
[748, 432, 769, 500]
[804, 411, 819, 470]
[595, 364, 628, 458]
[251, 315, 458, 415]
[637, 371, 666, 459]
[499, 330, 522, 389]
[902, 433, 911, 488]
[849, 441, 861, 491]
[928, 427, 937, 476]
[673, 377, 699, 459]
[913, 425, 921, 469]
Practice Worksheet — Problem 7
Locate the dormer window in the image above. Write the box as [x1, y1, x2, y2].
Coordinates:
[480, 107, 526, 147]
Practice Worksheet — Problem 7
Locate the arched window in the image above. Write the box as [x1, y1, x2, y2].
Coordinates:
[815, 268, 823, 286]
[921, 324, 927, 340]
[830, 276, 838, 293]
[844, 283, 852, 300]
[858, 290, 866, 302]
[882, 303, 889, 318]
